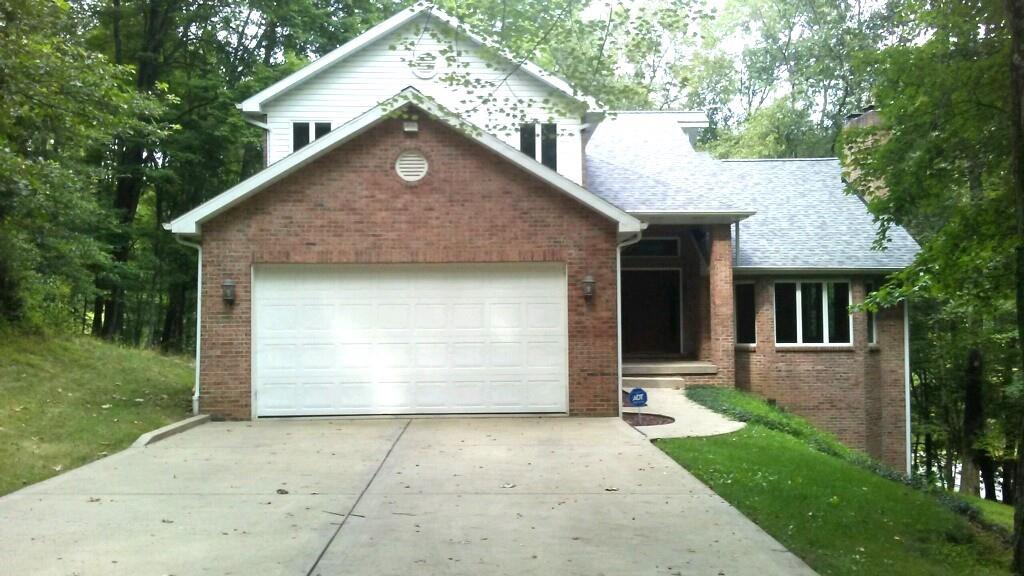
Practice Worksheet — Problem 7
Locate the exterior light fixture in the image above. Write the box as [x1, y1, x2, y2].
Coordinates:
[581, 275, 596, 299]
[403, 120, 419, 134]
[222, 279, 236, 304]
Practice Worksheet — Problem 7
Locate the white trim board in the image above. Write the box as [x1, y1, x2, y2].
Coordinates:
[168, 87, 643, 238]
[239, 3, 582, 114]
[735, 266, 904, 276]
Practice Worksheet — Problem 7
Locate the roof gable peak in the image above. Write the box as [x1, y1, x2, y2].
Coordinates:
[239, 3, 580, 114]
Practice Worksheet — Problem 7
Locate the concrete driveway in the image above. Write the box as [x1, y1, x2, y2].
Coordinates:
[0, 417, 814, 575]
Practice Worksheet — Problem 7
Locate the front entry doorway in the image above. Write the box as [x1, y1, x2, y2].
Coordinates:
[621, 269, 682, 356]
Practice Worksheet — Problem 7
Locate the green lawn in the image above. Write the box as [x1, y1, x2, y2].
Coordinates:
[0, 332, 193, 495]
[657, 387, 1013, 576]
[967, 495, 1016, 533]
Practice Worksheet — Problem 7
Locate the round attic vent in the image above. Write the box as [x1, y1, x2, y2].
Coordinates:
[395, 150, 429, 182]
[411, 52, 438, 79]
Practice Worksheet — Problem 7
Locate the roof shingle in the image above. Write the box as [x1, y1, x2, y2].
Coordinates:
[585, 113, 919, 270]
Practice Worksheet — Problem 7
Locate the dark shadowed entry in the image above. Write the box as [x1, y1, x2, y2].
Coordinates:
[622, 270, 681, 356]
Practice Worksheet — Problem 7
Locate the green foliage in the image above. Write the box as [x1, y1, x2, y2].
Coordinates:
[840, 0, 1020, 509]
[0, 331, 193, 495]
[706, 99, 833, 158]
[659, 426, 1012, 575]
[686, 0, 884, 156]
[0, 0, 162, 325]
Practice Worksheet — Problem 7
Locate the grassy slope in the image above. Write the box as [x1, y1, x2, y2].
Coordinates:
[968, 495, 1016, 533]
[0, 333, 192, 495]
[657, 387, 1012, 576]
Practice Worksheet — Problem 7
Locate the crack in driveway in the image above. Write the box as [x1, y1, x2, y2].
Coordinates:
[306, 419, 411, 576]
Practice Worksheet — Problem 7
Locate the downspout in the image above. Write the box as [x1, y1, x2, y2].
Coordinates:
[616, 231, 644, 417]
[903, 299, 912, 475]
[175, 236, 202, 415]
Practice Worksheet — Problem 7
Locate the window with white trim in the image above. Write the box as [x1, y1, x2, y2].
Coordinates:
[293, 121, 332, 152]
[735, 283, 756, 344]
[518, 122, 557, 170]
[866, 281, 878, 344]
[774, 281, 852, 344]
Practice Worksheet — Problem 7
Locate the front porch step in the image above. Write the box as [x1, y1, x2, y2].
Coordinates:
[623, 376, 686, 389]
[623, 361, 718, 376]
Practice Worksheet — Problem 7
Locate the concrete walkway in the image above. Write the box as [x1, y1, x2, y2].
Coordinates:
[0, 417, 813, 575]
[624, 387, 746, 439]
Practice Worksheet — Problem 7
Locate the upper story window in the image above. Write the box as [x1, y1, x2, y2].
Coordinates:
[518, 122, 557, 170]
[735, 283, 756, 345]
[774, 281, 851, 345]
[293, 121, 332, 152]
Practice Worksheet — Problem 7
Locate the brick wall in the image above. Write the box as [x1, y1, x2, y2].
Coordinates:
[685, 225, 735, 387]
[198, 113, 620, 419]
[734, 277, 907, 469]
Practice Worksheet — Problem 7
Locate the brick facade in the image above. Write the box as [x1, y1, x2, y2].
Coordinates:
[621, 224, 735, 387]
[194, 111, 907, 470]
[198, 114, 620, 419]
[734, 277, 907, 469]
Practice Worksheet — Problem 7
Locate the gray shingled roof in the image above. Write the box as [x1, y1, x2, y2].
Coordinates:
[585, 113, 920, 270]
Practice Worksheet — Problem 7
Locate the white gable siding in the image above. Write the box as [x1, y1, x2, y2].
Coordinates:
[261, 14, 583, 183]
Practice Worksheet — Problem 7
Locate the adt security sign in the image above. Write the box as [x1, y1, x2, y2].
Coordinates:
[628, 388, 648, 407]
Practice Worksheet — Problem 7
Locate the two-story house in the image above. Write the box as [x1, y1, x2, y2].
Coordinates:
[168, 3, 919, 470]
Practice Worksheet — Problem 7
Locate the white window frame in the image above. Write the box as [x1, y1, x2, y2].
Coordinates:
[291, 120, 333, 153]
[519, 122, 558, 166]
[773, 280, 854, 347]
[734, 280, 757, 348]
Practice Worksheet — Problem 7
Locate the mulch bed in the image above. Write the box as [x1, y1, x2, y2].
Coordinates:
[622, 412, 675, 427]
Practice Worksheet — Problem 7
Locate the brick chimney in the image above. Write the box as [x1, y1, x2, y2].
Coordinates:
[842, 106, 888, 199]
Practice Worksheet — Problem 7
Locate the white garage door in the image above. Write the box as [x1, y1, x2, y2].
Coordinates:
[253, 263, 568, 416]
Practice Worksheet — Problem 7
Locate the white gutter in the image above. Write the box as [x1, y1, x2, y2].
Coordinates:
[904, 299, 912, 475]
[616, 230, 644, 417]
[734, 266, 908, 275]
[242, 115, 269, 131]
[174, 236, 202, 415]
[630, 211, 756, 225]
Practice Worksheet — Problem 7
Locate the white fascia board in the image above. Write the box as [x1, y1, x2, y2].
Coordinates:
[171, 88, 640, 236]
[239, 3, 584, 114]
[424, 9, 579, 100]
[239, 5, 424, 113]
[607, 110, 709, 125]
[631, 211, 756, 225]
[733, 266, 905, 276]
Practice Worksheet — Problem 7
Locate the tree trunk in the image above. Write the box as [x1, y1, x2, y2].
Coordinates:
[925, 432, 936, 482]
[90, 295, 104, 335]
[981, 453, 998, 501]
[1005, 0, 1024, 570]
[97, 1, 172, 340]
[1007, 451, 1017, 505]
[959, 348, 984, 496]
[943, 448, 956, 491]
[160, 279, 187, 352]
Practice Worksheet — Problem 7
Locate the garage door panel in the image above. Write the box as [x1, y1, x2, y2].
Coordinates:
[254, 264, 568, 416]
[525, 341, 563, 367]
